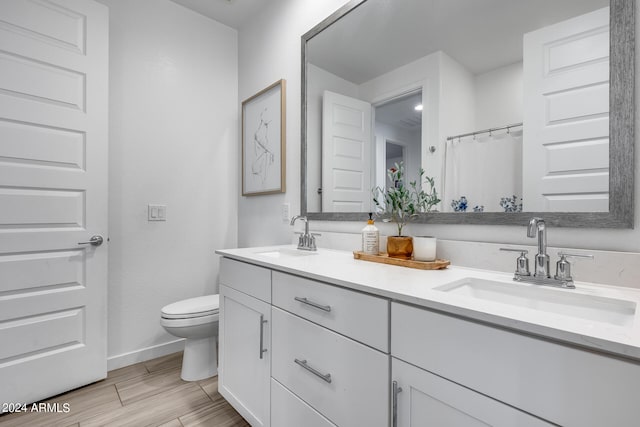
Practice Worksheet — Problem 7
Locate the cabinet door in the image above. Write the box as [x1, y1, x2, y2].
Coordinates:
[392, 358, 552, 427]
[219, 285, 271, 427]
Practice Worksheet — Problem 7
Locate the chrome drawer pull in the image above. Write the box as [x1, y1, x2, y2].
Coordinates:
[259, 314, 268, 359]
[294, 358, 332, 383]
[294, 296, 332, 312]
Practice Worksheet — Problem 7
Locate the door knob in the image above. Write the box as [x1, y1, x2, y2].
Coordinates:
[77, 235, 104, 247]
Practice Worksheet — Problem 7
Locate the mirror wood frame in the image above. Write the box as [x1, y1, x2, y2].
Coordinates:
[301, 0, 635, 228]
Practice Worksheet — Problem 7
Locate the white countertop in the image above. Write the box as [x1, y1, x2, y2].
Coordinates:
[216, 245, 640, 362]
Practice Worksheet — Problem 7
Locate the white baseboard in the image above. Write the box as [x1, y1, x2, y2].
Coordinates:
[107, 339, 185, 371]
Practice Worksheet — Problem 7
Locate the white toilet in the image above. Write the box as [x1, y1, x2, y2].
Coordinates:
[160, 294, 220, 381]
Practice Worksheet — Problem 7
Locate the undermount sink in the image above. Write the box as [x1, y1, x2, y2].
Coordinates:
[435, 278, 637, 327]
[255, 248, 318, 258]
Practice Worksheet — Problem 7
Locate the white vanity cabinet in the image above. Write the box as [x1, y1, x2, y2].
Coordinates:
[271, 272, 390, 427]
[218, 252, 640, 427]
[392, 357, 551, 427]
[392, 302, 640, 427]
[219, 259, 272, 427]
[219, 258, 390, 427]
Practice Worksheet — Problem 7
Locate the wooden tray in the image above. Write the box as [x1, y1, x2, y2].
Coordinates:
[353, 251, 450, 270]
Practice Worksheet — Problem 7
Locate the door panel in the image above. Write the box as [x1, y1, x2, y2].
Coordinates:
[0, 0, 108, 405]
[0, 119, 85, 168]
[321, 90, 372, 212]
[523, 7, 609, 212]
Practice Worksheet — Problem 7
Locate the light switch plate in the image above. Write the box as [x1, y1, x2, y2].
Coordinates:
[282, 203, 290, 223]
[148, 204, 167, 221]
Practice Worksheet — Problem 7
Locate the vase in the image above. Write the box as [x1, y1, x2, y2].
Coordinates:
[387, 236, 413, 259]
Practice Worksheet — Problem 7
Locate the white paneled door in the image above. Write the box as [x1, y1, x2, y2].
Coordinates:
[523, 7, 610, 212]
[322, 90, 372, 212]
[0, 0, 108, 405]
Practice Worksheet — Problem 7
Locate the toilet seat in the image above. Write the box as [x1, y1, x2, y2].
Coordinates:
[161, 295, 219, 320]
[160, 312, 219, 328]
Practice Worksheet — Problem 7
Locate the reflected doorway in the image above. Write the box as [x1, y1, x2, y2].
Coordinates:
[374, 90, 423, 190]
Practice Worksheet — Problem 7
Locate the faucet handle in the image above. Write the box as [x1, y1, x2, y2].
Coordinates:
[499, 248, 530, 277]
[499, 248, 529, 255]
[555, 252, 594, 282]
[557, 252, 594, 260]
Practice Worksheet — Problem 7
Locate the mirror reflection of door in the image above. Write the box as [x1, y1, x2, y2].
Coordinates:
[321, 90, 372, 212]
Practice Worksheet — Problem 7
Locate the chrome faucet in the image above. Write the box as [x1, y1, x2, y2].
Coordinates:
[500, 218, 594, 289]
[527, 217, 550, 278]
[290, 215, 319, 251]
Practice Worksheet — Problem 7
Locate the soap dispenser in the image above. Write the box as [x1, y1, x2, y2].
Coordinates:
[362, 213, 379, 255]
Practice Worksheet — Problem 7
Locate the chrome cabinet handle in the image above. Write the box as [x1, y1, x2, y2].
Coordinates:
[77, 235, 104, 247]
[259, 314, 267, 359]
[294, 297, 331, 312]
[392, 380, 403, 427]
[294, 358, 332, 383]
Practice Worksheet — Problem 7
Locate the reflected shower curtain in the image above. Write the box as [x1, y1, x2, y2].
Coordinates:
[443, 131, 523, 212]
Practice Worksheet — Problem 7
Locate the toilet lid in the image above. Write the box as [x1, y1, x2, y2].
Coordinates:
[161, 294, 219, 319]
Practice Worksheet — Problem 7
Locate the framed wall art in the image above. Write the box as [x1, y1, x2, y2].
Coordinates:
[242, 79, 286, 196]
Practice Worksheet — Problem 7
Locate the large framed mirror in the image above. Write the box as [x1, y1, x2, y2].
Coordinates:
[301, 0, 634, 227]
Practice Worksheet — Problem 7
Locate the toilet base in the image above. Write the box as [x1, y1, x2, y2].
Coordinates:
[181, 336, 218, 381]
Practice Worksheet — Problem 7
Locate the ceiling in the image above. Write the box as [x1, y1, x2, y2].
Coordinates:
[376, 92, 422, 131]
[307, 0, 609, 84]
[169, 0, 267, 29]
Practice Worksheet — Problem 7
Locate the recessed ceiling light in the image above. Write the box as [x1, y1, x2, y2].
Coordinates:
[414, 104, 423, 111]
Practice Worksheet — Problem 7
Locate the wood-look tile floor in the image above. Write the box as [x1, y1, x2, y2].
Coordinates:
[0, 352, 250, 427]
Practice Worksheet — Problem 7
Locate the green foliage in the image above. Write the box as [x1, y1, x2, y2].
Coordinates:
[372, 162, 440, 236]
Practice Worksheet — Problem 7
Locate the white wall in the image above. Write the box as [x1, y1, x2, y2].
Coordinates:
[237, 0, 352, 247]
[439, 52, 476, 140]
[475, 62, 523, 130]
[238, 0, 640, 257]
[101, 0, 238, 368]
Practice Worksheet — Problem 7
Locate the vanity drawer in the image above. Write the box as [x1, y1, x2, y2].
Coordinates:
[272, 271, 389, 352]
[392, 302, 640, 427]
[219, 257, 271, 303]
[271, 379, 337, 427]
[271, 307, 389, 427]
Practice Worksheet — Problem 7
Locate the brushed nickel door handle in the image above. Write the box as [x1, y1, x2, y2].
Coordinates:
[77, 235, 104, 247]
[259, 314, 268, 359]
[392, 380, 403, 427]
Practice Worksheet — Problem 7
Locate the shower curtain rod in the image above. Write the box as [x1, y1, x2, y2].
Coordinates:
[446, 122, 523, 141]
